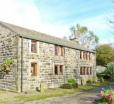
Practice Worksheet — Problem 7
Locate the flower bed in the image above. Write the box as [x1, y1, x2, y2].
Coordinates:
[96, 88, 114, 104]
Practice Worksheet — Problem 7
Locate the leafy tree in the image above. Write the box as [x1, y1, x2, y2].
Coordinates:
[70, 24, 88, 39]
[70, 24, 99, 49]
[96, 44, 114, 66]
[105, 61, 114, 80]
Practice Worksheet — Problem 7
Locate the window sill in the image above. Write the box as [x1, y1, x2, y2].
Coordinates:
[30, 76, 39, 80]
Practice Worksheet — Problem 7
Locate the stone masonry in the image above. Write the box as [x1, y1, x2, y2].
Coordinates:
[0, 22, 96, 92]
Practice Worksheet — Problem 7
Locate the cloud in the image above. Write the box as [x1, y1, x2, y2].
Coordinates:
[0, 0, 42, 30]
[77, 12, 114, 44]
[0, 0, 70, 38]
[0, 0, 113, 44]
[79, 13, 112, 31]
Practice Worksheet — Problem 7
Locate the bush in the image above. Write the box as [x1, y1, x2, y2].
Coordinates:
[106, 62, 114, 80]
[98, 89, 113, 104]
[86, 79, 92, 85]
[61, 79, 78, 89]
[99, 77, 104, 83]
[92, 77, 98, 83]
[72, 83, 78, 88]
[67, 79, 77, 85]
[60, 84, 73, 89]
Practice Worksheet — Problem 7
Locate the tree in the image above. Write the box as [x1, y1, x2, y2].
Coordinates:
[69, 24, 99, 50]
[105, 61, 114, 80]
[96, 44, 114, 66]
[70, 24, 88, 39]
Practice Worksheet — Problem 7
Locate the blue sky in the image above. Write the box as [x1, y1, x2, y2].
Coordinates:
[0, 0, 113, 44]
[35, 0, 114, 43]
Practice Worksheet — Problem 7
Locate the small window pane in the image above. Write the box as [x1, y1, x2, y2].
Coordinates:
[31, 40, 37, 53]
[60, 65, 63, 74]
[54, 65, 58, 75]
[31, 63, 37, 76]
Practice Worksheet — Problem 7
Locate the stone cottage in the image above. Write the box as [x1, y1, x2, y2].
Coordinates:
[0, 21, 96, 92]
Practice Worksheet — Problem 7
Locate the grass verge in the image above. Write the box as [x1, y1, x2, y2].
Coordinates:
[15, 81, 113, 102]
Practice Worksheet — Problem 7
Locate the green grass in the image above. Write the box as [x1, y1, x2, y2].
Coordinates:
[15, 81, 113, 102]
[0, 81, 113, 103]
[15, 88, 80, 102]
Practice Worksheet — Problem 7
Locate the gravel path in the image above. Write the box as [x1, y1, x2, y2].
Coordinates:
[9, 85, 114, 104]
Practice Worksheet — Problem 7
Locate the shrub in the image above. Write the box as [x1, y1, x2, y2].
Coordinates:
[106, 62, 114, 80]
[99, 77, 104, 83]
[98, 89, 113, 104]
[86, 79, 92, 85]
[92, 77, 98, 83]
[72, 83, 78, 88]
[60, 84, 73, 89]
[67, 79, 76, 85]
[61, 79, 78, 89]
[0, 58, 14, 74]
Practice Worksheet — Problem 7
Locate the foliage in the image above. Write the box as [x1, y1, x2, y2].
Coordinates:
[70, 24, 99, 49]
[67, 79, 77, 85]
[99, 77, 104, 83]
[105, 62, 114, 80]
[86, 79, 92, 85]
[97, 89, 113, 104]
[96, 45, 114, 66]
[61, 79, 78, 89]
[70, 24, 88, 35]
[0, 58, 14, 74]
[60, 84, 73, 89]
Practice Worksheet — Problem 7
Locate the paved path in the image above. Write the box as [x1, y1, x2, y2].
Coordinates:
[10, 85, 114, 104]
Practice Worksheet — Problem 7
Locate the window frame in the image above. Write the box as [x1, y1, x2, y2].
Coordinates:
[54, 64, 64, 75]
[60, 65, 64, 75]
[31, 62, 38, 76]
[31, 40, 38, 53]
[55, 45, 65, 56]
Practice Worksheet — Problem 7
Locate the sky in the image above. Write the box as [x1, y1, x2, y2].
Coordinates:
[0, 0, 113, 44]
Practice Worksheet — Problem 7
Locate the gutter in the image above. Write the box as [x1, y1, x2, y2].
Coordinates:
[20, 37, 23, 92]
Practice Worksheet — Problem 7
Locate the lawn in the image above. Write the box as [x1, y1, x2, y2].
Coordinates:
[0, 81, 113, 104]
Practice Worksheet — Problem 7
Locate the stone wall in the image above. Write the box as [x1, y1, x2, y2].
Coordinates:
[0, 25, 18, 91]
[18, 38, 96, 92]
[0, 25, 96, 92]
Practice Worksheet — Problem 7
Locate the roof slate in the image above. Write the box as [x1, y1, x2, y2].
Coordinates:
[0, 21, 95, 53]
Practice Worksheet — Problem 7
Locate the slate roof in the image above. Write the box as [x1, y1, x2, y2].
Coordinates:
[0, 21, 95, 53]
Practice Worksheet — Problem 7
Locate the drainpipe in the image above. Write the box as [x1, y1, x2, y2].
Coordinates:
[16, 36, 19, 92]
[21, 37, 23, 92]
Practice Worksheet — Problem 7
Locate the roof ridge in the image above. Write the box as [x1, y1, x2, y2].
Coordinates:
[0, 21, 94, 53]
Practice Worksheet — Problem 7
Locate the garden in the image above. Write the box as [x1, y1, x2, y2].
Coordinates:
[95, 61, 114, 104]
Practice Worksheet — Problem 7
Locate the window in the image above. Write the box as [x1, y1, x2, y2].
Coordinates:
[87, 52, 89, 60]
[55, 46, 58, 55]
[90, 67, 92, 75]
[54, 65, 58, 75]
[31, 63, 38, 76]
[80, 67, 83, 75]
[80, 51, 83, 59]
[80, 51, 91, 61]
[80, 67, 92, 75]
[83, 67, 86, 75]
[85, 52, 88, 60]
[31, 40, 37, 53]
[83, 52, 86, 60]
[61, 47, 65, 56]
[60, 65, 63, 74]
[87, 67, 89, 75]
[55, 45, 65, 56]
[54, 64, 64, 75]
[89, 53, 91, 60]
